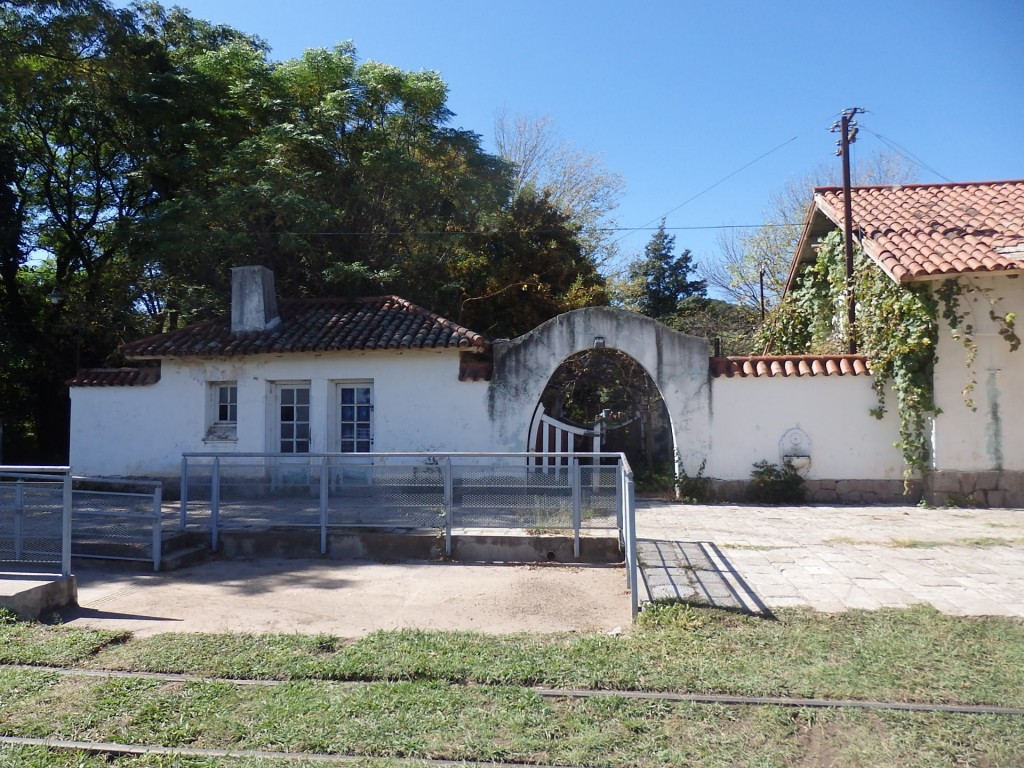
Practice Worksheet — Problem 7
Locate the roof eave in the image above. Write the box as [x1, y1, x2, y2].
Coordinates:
[784, 195, 842, 295]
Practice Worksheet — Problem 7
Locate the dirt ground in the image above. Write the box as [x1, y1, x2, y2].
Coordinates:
[61, 558, 633, 637]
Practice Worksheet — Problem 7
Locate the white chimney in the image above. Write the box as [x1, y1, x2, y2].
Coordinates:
[231, 266, 280, 333]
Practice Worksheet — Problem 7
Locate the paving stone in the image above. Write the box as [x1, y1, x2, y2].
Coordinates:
[635, 501, 1024, 616]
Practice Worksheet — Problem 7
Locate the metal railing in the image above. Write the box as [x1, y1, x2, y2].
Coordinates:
[0, 466, 72, 577]
[71, 477, 165, 572]
[180, 451, 638, 613]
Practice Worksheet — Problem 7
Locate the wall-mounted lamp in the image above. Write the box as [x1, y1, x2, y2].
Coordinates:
[47, 288, 63, 306]
[593, 336, 606, 349]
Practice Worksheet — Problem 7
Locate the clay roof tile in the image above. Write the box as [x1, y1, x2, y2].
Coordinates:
[708, 355, 871, 379]
[120, 296, 487, 359]
[813, 180, 1024, 282]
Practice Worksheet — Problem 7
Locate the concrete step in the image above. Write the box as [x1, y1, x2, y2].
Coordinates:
[71, 529, 211, 572]
[159, 544, 211, 571]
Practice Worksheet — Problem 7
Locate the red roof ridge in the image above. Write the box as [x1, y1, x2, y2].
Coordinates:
[709, 353, 871, 379]
[813, 178, 1024, 194]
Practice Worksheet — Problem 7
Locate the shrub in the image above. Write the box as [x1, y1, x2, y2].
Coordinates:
[748, 460, 806, 504]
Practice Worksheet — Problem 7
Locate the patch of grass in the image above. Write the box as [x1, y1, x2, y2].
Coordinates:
[84, 632, 341, 679]
[890, 536, 1023, 548]
[888, 538, 944, 549]
[1, 685, 1022, 767]
[636, 599, 708, 631]
[3, 606, 1016, 708]
[0, 614, 128, 666]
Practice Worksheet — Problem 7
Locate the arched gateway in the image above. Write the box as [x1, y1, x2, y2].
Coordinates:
[487, 307, 712, 476]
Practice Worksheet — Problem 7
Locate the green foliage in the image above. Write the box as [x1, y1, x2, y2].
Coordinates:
[624, 219, 706, 323]
[671, 296, 760, 356]
[760, 230, 1019, 480]
[760, 230, 939, 478]
[622, 455, 710, 501]
[633, 462, 677, 495]
[748, 460, 806, 504]
[0, 0, 610, 460]
[676, 458, 712, 503]
[637, 599, 707, 631]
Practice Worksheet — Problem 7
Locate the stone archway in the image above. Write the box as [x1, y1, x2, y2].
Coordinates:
[487, 306, 711, 477]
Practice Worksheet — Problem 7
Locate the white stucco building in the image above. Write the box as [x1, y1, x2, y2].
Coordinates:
[69, 180, 1024, 506]
[70, 267, 494, 477]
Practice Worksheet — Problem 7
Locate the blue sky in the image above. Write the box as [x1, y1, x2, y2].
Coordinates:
[132, 0, 1024, 275]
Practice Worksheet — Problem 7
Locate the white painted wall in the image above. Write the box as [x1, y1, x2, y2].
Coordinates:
[71, 281, 1023, 484]
[708, 373, 905, 481]
[489, 307, 711, 475]
[932, 275, 1024, 472]
[70, 349, 489, 478]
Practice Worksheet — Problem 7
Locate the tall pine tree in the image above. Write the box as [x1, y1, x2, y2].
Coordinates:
[626, 219, 706, 322]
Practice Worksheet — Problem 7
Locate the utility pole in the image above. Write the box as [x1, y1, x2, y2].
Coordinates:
[831, 107, 864, 354]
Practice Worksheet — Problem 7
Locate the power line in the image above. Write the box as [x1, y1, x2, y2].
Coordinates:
[119, 223, 803, 239]
[862, 126, 951, 182]
[611, 133, 802, 246]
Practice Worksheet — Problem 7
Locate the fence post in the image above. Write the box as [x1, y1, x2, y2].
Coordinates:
[13, 478, 24, 561]
[211, 456, 220, 552]
[442, 456, 453, 557]
[152, 484, 163, 572]
[319, 456, 329, 555]
[615, 460, 624, 538]
[61, 470, 72, 577]
[571, 456, 581, 560]
[179, 457, 188, 530]
[626, 471, 638, 618]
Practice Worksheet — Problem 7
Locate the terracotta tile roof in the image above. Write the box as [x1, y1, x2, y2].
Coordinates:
[809, 179, 1024, 283]
[710, 354, 871, 378]
[120, 296, 487, 359]
[67, 367, 161, 387]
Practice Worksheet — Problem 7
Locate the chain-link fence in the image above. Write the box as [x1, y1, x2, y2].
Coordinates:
[71, 477, 165, 571]
[0, 467, 72, 576]
[180, 452, 640, 616]
[182, 453, 623, 543]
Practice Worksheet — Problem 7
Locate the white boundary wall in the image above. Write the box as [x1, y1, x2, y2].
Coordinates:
[71, 280, 1022, 490]
[707, 373, 904, 481]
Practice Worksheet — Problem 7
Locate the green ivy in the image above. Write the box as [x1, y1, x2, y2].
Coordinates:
[854, 249, 938, 477]
[759, 230, 936, 479]
[760, 229, 1020, 482]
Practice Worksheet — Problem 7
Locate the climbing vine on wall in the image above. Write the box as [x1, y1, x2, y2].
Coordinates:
[759, 229, 1019, 481]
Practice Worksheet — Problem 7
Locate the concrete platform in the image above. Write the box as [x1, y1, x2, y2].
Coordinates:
[212, 527, 623, 564]
[0, 572, 78, 620]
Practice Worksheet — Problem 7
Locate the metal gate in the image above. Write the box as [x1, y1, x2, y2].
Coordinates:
[527, 403, 603, 468]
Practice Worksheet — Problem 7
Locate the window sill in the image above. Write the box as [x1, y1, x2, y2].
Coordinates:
[204, 424, 238, 442]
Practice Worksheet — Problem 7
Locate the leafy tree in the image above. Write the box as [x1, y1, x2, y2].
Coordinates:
[672, 296, 760, 356]
[0, 0, 170, 459]
[0, 1, 611, 461]
[494, 110, 625, 269]
[454, 190, 607, 337]
[623, 220, 706, 323]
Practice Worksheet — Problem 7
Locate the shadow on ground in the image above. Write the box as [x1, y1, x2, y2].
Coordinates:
[637, 539, 770, 615]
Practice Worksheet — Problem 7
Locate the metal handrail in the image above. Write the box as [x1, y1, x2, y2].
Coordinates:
[177, 451, 639, 616]
[0, 466, 72, 576]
